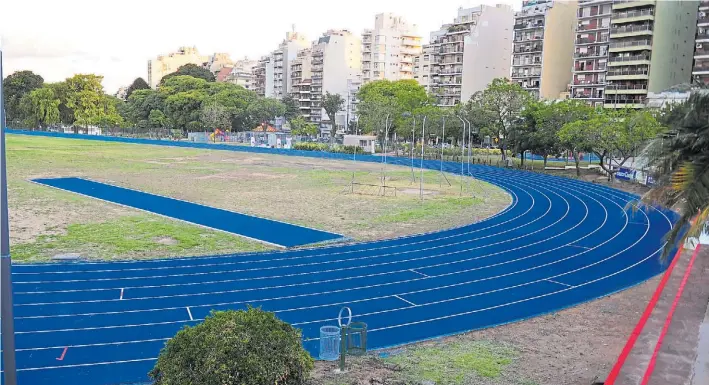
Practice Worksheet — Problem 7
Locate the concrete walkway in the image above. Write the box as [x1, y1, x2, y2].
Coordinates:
[612, 246, 709, 385]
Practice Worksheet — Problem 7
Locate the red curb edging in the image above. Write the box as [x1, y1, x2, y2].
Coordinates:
[604, 245, 685, 385]
[640, 244, 702, 385]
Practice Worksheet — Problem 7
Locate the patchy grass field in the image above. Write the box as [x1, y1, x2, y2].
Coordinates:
[8, 135, 509, 262]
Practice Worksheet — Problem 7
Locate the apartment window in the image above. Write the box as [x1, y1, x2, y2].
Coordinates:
[423, 75, 428, 81]
[423, 55, 429, 60]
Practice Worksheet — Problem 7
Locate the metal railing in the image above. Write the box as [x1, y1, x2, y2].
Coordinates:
[607, 83, 647, 90]
[612, 8, 654, 20]
[609, 54, 649, 62]
[607, 68, 649, 76]
[610, 40, 651, 49]
[575, 51, 607, 58]
[610, 24, 653, 34]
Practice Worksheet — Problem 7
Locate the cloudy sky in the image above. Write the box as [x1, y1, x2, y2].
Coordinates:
[1, 0, 517, 94]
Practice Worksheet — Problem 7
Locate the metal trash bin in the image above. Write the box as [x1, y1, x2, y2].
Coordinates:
[345, 322, 367, 356]
[319, 325, 341, 361]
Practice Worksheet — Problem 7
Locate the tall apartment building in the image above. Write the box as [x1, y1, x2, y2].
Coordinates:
[511, 0, 578, 100]
[604, 0, 698, 108]
[253, 55, 274, 97]
[570, 0, 612, 106]
[252, 32, 310, 99]
[291, 49, 315, 119]
[413, 45, 435, 92]
[206, 53, 234, 74]
[361, 13, 422, 83]
[147, 46, 209, 88]
[419, 5, 514, 107]
[221, 58, 257, 90]
[693, 1, 709, 85]
[309, 30, 362, 136]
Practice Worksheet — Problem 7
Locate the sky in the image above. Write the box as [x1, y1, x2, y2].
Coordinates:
[1, 0, 517, 94]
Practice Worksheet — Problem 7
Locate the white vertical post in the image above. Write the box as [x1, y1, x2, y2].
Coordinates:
[420, 116, 426, 202]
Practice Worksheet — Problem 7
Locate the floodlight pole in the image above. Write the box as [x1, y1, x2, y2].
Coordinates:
[410, 116, 416, 184]
[0, 42, 19, 385]
[382, 114, 390, 193]
[420, 116, 426, 202]
[457, 116, 467, 196]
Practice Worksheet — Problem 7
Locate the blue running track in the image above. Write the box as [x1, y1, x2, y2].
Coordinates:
[5, 130, 679, 385]
[32, 177, 344, 248]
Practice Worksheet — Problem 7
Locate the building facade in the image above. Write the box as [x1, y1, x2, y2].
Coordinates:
[206, 53, 234, 74]
[693, 1, 709, 85]
[419, 4, 514, 107]
[570, 0, 612, 106]
[605, 0, 698, 108]
[222, 58, 257, 90]
[512, 0, 578, 100]
[361, 13, 422, 83]
[291, 49, 315, 119]
[308, 30, 362, 136]
[252, 32, 310, 99]
[147, 46, 209, 88]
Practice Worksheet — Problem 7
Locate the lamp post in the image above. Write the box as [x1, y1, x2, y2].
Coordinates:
[0, 39, 18, 385]
[457, 116, 467, 196]
[420, 116, 427, 202]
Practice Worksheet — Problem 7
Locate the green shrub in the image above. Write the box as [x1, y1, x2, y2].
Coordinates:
[149, 308, 314, 385]
[293, 142, 329, 152]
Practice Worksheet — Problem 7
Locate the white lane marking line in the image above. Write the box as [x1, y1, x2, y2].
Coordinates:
[569, 245, 591, 250]
[186, 307, 193, 321]
[410, 269, 429, 277]
[628, 221, 647, 225]
[6, 172, 664, 353]
[393, 295, 417, 306]
[15, 178, 609, 318]
[17, 169, 517, 275]
[12, 170, 522, 276]
[119, 288, 124, 300]
[13, 183, 552, 296]
[15, 357, 158, 372]
[545, 279, 573, 288]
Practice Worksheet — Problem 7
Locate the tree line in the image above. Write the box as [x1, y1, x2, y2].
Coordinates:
[2, 64, 296, 133]
[354, 78, 663, 179]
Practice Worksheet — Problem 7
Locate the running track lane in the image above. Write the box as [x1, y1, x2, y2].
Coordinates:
[3, 131, 680, 385]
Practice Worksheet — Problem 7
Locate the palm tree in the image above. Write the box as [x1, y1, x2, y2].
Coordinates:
[640, 91, 709, 257]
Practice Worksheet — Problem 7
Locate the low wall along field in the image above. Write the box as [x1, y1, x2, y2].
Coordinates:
[8, 135, 510, 262]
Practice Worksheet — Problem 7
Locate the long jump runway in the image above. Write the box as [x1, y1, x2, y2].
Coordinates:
[5, 132, 679, 385]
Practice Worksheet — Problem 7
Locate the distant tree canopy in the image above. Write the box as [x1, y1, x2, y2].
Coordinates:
[3, 72, 124, 129]
[123, 75, 286, 132]
[160, 64, 215, 85]
[3, 70, 45, 124]
[125, 77, 150, 99]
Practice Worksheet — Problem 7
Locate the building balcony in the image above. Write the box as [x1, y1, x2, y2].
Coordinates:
[514, 35, 544, 43]
[698, 16, 709, 27]
[514, 45, 543, 54]
[610, 24, 653, 38]
[577, 23, 608, 32]
[402, 38, 421, 47]
[514, 20, 545, 30]
[609, 39, 652, 52]
[511, 71, 542, 78]
[697, 33, 709, 42]
[512, 60, 542, 67]
[576, 37, 609, 45]
[573, 79, 605, 86]
[608, 54, 650, 66]
[612, 8, 654, 23]
[612, 0, 655, 10]
[695, 47, 709, 58]
[693, 64, 709, 74]
[574, 50, 608, 58]
[701, 0, 709, 10]
[606, 68, 649, 80]
[575, 64, 608, 72]
[605, 83, 647, 94]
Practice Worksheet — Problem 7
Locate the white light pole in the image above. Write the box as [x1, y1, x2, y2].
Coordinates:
[457, 116, 467, 196]
[420, 116, 427, 202]
[0, 38, 19, 385]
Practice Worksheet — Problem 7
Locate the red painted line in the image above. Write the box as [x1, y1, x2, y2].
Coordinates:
[640, 244, 701, 385]
[56, 347, 68, 361]
[605, 245, 685, 385]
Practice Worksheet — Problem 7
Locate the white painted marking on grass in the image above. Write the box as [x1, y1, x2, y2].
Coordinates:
[393, 295, 417, 306]
[545, 279, 573, 288]
[186, 307, 193, 321]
